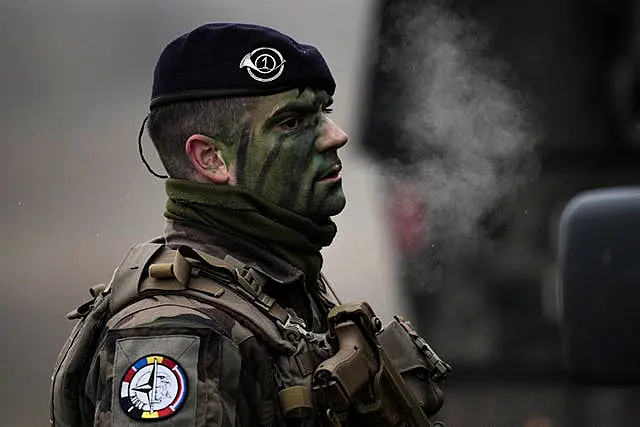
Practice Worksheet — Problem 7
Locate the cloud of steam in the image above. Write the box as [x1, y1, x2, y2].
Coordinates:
[380, 1, 541, 287]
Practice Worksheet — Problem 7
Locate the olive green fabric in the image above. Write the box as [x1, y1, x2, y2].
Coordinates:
[164, 178, 337, 286]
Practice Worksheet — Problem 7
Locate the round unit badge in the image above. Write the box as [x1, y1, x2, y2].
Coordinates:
[119, 354, 187, 421]
[239, 47, 286, 82]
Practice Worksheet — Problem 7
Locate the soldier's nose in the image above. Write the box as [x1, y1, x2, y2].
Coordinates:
[316, 118, 349, 152]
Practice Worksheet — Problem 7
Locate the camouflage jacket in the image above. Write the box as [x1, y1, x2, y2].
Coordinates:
[83, 219, 333, 426]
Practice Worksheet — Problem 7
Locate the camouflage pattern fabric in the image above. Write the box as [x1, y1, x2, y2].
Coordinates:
[84, 295, 278, 426]
[81, 220, 332, 426]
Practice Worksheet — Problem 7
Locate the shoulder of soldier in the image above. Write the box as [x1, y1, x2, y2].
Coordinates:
[85, 293, 276, 425]
[107, 293, 252, 343]
[94, 294, 270, 372]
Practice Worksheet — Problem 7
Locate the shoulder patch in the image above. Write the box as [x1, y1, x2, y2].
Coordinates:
[119, 354, 187, 421]
[112, 335, 199, 425]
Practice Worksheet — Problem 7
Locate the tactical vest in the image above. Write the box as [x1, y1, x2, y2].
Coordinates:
[50, 241, 337, 426]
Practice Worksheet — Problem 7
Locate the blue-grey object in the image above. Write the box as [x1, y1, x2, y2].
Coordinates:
[559, 187, 640, 383]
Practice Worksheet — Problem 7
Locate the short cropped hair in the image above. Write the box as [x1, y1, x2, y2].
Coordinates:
[147, 97, 257, 179]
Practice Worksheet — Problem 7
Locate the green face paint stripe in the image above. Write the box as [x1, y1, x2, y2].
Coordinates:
[254, 133, 287, 195]
[235, 124, 252, 186]
[304, 130, 327, 213]
[280, 126, 318, 210]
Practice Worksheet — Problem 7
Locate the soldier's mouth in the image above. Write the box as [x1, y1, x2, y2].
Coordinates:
[317, 164, 342, 182]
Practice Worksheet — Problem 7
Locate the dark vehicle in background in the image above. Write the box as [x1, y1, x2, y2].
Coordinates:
[360, 0, 640, 425]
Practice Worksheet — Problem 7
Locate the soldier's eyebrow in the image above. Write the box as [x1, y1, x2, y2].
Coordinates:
[268, 94, 333, 119]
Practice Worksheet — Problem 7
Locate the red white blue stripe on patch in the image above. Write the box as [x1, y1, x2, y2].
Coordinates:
[119, 354, 187, 421]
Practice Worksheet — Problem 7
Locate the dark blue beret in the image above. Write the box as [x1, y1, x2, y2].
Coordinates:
[150, 23, 336, 109]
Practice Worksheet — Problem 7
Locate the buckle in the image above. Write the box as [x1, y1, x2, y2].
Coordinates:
[235, 266, 269, 297]
[255, 293, 276, 311]
[232, 267, 259, 299]
[395, 315, 452, 381]
[277, 313, 311, 343]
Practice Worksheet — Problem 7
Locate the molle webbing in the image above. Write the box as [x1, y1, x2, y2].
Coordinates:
[137, 244, 328, 421]
[122, 243, 299, 355]
[105, 242, 332, 354]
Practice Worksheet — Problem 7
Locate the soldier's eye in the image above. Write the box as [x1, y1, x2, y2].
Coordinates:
[279, 117, 300, 131]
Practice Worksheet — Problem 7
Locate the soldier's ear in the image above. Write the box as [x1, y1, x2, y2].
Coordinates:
[185, 134, 231, 184]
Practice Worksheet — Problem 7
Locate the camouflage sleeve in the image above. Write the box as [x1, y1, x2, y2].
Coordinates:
[84, 295, 278, 427]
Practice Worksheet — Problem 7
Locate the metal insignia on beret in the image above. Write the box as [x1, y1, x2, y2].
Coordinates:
[119, 354, 188, 421]
[239, 47, 286, 82]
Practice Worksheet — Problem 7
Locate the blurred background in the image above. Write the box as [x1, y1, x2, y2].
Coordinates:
[1, 0, 640, 425]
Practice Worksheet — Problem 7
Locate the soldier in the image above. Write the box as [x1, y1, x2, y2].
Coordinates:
[51, 23, 447, 426]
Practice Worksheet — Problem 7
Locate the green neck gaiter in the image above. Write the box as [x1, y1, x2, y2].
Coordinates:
[164, 178, 337, 285]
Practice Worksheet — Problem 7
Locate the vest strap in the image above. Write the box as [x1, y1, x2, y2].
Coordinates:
[168, 245, 311, 342]
[141, 244, 308, 354]
[108, 243, 320, 355]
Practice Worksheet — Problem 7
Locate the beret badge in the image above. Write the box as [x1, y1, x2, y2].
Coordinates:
[239, 47, 286, 83]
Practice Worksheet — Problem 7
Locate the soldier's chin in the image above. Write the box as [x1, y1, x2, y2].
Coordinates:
[316, 194, 347, 219]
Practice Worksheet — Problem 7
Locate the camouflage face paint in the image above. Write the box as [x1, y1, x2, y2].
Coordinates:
[229, 88, 347, 218]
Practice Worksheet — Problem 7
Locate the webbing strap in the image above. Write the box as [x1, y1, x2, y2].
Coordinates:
[277, 385, 314, 418]
[141, 274, 296, 354]
[174, 246, 267, 297]
[140, 245, 303, 354]
[107, 242, 312, 355]
[168, 246, 294, 330]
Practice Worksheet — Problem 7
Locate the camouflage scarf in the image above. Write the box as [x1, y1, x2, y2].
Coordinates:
[164, 178, 337, 285]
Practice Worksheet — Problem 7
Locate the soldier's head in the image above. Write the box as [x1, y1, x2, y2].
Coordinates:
[147, 23, 348, 219]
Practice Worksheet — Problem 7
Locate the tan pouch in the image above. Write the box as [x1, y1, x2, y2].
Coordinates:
[377, 319, 448, 416]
